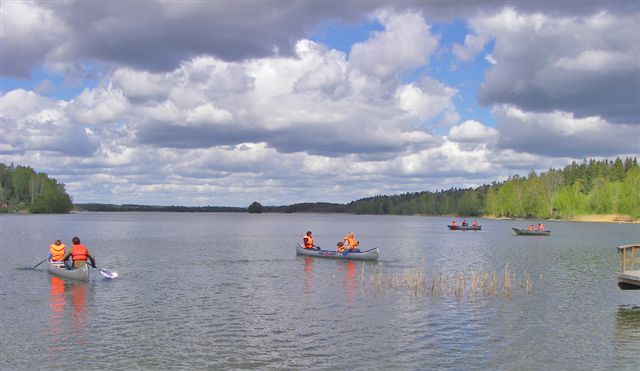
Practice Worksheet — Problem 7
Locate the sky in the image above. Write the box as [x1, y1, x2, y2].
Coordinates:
[1, 1, 639, 207]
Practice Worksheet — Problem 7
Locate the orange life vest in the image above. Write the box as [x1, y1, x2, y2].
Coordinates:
[50, 243, 66, 261]
[337, 244, 347, 253]
[72, 244, 88, 261]
[344, 236, 358, 249]
[303, 235, 314, 249]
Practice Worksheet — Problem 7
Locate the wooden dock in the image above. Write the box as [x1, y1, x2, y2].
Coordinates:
[616, 244, 640, 290]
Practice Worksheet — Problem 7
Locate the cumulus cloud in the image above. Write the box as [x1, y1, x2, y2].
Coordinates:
[0, 90, 98, 156]
[68, 84, 129, 125]
[2, 3, 638, 206]
[349, 10, 439, 79]
[471, 8, 640, 124]
[395, 77, 458, 120]
[448, 120, 499, 146]
[494, 105, 640, 157]
[452, 33, 491, 61]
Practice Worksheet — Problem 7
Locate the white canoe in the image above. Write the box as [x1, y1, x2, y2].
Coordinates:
[296, 243, 379, 261]
[47, 262, 89, 281]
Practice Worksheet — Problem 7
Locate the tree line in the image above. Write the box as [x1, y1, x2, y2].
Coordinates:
[261, 157, 639, 219]
[0, 164, 74, 213]
[3, 157, 638, 219]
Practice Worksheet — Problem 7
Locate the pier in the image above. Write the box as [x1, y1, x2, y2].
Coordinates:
[616, 244, 640, 290]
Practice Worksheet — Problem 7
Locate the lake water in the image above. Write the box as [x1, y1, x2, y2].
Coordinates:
[1, 212, 639, 370]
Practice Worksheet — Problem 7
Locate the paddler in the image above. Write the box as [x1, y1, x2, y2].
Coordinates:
[303, 231, 320, 250]
[63, 236, 96, 269]
[48, 239, 66, 267]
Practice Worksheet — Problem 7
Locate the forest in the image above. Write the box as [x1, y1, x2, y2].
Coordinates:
[0, 164, 74, 213]
[267, 157, 639, 220]
[3, 157, 638, 219]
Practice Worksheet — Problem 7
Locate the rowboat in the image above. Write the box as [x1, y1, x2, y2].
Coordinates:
[448, 225, 482, 230]
[47, 262, 90, 281]
[512, 227, 550, 236]
[296, 243, 379, 261]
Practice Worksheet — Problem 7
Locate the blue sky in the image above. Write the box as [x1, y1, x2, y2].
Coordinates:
[1, 1, 638, 207]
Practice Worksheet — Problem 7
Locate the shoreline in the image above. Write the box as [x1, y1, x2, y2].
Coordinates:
[484, 214, 638, 224]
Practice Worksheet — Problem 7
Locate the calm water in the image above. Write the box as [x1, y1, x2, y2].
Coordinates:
[1, 212, 639, 370]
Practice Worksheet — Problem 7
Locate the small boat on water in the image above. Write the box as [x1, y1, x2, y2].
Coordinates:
[512, 227, 550, 236]
[296, 243, 379, 261]
[47, 262, 89, 281]
[448, 225, 482, 231]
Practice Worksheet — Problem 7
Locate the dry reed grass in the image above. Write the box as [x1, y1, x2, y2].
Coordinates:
[336, 262, 533, 298]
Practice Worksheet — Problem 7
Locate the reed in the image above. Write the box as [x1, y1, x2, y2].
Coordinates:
[333, 263, 533, 299]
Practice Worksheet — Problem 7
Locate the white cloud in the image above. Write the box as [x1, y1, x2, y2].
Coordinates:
[452, 33, 490, 61]
[68, 84, 129, 125]
[395, 78, 458, 120]
[349, 10, 438, 79]
[472, 8, 640, 124]
[494, 105, 640, 157]
[3, 4, 638, 207]
[185, 104, 233, 125]
[448, 120, 499, 145]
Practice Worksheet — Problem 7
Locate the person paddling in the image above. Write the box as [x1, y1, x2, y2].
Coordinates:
[48, 240, 66, 267]
[303, 231, 320, 250]
[63, 237, 96, 269]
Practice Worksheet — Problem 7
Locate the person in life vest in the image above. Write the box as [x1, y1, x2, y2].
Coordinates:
[63, 236, 96, 269]
[472, 220, 479, 227]
[462, 219, 468, 226]
[336, 241, 347, 253]
[343, 232, 360, 252]
[303, 231, 320, 250]
[538, 223, 545, 231]
[451, 220, 457, 227]
[528, 224, 535, 231]
[49, 240, 66, 266]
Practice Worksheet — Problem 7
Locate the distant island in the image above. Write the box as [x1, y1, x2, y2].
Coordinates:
[2, 157, 638, 222]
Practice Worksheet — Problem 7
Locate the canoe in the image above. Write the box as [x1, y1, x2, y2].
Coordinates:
[47, 262, 89, 281]
[296, 243, 379, 261]
[512, 227, 550, 236]
[448, 225, 482, 230]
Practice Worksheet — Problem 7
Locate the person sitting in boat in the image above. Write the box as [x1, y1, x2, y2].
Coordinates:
[63, 236, 96, 269]
[303, 231, 320, 250]
[528, 224, 535, 231]
[48, 239, 66, 267]
[472, 220, 479, 227]
[343, 232, 360, 252]
[462, 219, 468, 226]
[336, 241, 347, 253]
[451, 220, 457, 227]
[537, 223, 545, 231]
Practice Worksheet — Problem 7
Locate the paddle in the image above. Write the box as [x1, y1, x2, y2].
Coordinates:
[88, 262, 118, 279]
[31, 258, 49, 269]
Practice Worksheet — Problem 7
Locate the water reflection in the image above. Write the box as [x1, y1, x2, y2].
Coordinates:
[303, 257, 314, 293]
[337, 261, 358, 304]
[69, 282, 88, 345]
[615, 305, 640, 367]
[46, 276, 89, 357]
[47, 276, 66, 347]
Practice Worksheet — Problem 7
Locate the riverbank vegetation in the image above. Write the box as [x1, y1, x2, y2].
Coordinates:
[4, 157, 638, 220]
[0, 164, 73, 213]
[269, 157, 639, 221]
